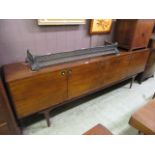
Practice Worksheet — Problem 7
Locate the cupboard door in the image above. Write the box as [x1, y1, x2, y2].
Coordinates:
[68, 61, 100, 99]
[100, 55, 130, 87]
[128, 50, 150, 76]
[8, 69, 68, 118]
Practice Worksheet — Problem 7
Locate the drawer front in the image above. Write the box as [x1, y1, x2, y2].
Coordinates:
[8, 70, 68, 118]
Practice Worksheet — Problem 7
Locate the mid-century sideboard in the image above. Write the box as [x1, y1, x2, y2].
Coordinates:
[2, 48, 150, 127]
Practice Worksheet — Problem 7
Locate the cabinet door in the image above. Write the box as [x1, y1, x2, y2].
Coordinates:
[128, 50, 150, 76]
[132, 20, 154, 49]
[68, 61, 100, 99]
[99, 55, 130, 87]
[8, 69, 68, 118]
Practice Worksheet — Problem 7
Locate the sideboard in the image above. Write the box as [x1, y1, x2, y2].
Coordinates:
[3, 48, 150, 127]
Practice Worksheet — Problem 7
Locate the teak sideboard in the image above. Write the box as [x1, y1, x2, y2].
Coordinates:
[3, 49, 150, 127]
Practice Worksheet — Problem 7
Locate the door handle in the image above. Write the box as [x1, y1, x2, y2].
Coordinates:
[60, 70, 67, 76]
[68, 69, 72, 75]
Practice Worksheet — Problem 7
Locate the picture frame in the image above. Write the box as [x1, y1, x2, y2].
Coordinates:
[38, 19, 86, 25]
[90, 19, 112, 34]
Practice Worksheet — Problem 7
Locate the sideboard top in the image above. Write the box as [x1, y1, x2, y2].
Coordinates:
[3, 49, 145, 83]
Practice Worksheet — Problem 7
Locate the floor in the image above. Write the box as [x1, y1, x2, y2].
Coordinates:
[23, 77, 155, 135]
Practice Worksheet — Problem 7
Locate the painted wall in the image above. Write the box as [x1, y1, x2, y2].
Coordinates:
[0, 19, 115, 66]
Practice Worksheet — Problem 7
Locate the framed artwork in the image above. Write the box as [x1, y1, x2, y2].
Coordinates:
[90, 19, 112, 34]
[38, 19, 86, 25]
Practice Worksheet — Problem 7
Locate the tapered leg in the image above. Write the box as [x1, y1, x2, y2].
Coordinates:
[130, 76, 136, 88]
[138, 131, 144, 135]
[17, 119, 25, 134]
[19, 119, 24, 128]
[138, 76, 143, 84]
[43, 111, 51, 127]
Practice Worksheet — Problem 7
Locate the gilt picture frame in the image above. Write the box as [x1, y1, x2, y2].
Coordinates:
[90, 19, 112, 34]
[38, 19, 86, 25]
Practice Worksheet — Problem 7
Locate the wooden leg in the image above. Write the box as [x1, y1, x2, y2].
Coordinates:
[138, 74, 143, 84]
[138, 77, 143, 84]
[130, 76, 135, 88]
[19, 119, 24, 128]
[152, 92, 155, 99]
[17, 119, 24, 134]
[43, 111, 51, 127]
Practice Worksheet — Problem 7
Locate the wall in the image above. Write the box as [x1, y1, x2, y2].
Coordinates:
[0, 19, 115, 66]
